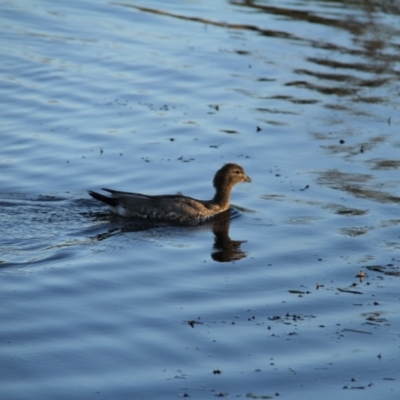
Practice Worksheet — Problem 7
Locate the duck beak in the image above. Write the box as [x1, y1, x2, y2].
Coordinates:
[244, 175, 252, 183]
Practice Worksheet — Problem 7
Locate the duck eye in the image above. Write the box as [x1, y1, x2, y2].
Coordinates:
[236, 170, 240, 174]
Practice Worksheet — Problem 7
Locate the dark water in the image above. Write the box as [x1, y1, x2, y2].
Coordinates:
[1, 1, 400, 399]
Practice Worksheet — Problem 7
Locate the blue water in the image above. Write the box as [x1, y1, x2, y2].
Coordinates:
[1, 1, 400, 399]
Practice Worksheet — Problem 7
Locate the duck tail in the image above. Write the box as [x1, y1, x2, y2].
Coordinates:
[88, 190, 118, 207]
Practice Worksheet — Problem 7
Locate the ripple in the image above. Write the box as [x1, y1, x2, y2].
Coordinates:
[340, 226, 373, 237]
[2, 349, 83, 365]
[326, 204, 369, 216]
[282, 215, 323, 225]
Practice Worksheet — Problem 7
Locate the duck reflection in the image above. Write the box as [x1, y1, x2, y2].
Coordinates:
[88, 208, 247, 262]
[210, 210, 247, 262]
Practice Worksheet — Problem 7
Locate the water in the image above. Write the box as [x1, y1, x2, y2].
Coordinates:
[1, 0, 400, 399]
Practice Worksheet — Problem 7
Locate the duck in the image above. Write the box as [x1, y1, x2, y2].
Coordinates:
[88, 163, 251, 225]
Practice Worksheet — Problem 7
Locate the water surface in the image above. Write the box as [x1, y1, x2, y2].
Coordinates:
[1, 0, 400, 399]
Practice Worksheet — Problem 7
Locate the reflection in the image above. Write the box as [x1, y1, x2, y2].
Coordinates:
[232, 0, 399, 107]
[340, 226, 370, 237]
[116, 2, 298, 40]
[367, 159, 400, 170]
[86, 214, 163, 241]
[326, 204, 368, 216]
[366, 264, 400, 277]
[317, 169, 400, 203]
[211, 210, 247, 262]
[317, 133, 389, 159]
[121, 0, 400, 110]
[88, 208, 248, 262]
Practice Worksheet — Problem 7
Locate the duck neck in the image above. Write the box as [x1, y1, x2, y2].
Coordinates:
[212, 184, 232, 209]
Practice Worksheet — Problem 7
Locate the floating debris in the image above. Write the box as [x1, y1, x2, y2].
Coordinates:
[246, 393, 274, 399]
[337, 288, 363, 295]
[342, 328, 372, 335]
[356, 270, 366, 282]
[186, 320, 203, 328]
[213, 369, 222, 375]
[288, 289, 310, 295]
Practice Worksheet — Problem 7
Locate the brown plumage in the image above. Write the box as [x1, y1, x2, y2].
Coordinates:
[88, 163, 251, 225]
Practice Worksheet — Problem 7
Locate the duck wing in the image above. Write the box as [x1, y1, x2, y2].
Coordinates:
[90, 188, 215, 223]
